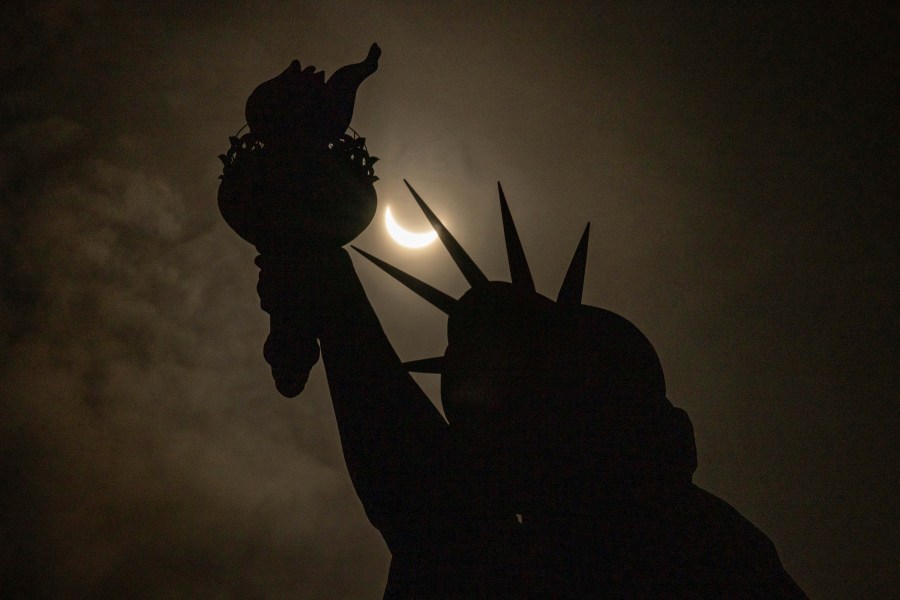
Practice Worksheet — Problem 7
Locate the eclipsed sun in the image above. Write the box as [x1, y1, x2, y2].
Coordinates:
[385, 206, 437, 248]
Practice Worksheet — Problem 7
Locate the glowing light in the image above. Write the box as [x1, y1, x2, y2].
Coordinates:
[385, 206, 437, 248]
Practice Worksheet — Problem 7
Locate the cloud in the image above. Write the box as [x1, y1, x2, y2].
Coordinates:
[1, 4, 394, 597]
[0, 105, 387, 596]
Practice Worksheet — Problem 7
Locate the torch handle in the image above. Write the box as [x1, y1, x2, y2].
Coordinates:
[263, 311, 320, 397]
[255, 255, 324, 397]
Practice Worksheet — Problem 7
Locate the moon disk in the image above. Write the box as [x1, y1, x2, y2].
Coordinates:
[385, 206, 438, 248]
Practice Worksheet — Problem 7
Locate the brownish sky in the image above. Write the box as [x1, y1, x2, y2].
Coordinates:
[2, 2, 896, 598]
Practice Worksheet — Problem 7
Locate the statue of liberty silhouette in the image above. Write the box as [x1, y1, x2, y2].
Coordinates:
[218, 44, 808, 598]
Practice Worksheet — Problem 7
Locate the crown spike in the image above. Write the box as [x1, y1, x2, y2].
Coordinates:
[556, 223, 590, 305]
[351, 246, 456, 314]
[498, 183, 535, 291]
[403, 179, 488, 288]
[402, 356, 444, 373]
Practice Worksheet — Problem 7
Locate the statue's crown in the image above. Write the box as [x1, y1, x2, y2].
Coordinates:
[352, 181, 666, 420]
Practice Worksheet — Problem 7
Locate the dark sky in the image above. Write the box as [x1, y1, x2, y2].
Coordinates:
[1, 2, 896, 598]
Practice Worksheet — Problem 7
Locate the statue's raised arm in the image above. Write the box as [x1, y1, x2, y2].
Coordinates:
[217, 46, 461, 546]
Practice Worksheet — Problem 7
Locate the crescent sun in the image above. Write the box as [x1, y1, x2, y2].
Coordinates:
[385, 206, 438, 248]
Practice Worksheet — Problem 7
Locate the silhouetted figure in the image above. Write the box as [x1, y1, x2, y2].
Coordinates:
[218, 46, 808, 598]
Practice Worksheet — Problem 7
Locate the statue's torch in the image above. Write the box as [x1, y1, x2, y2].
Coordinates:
[217, 45, 380, 396]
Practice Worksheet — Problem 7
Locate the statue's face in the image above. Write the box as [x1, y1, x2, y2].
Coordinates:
[441, 284, 575, 504]
[442, 283, 553, 423]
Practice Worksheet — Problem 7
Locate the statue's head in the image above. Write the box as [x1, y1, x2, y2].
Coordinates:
[442, 284, 666, 427]
[353, 181, 693, 514]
